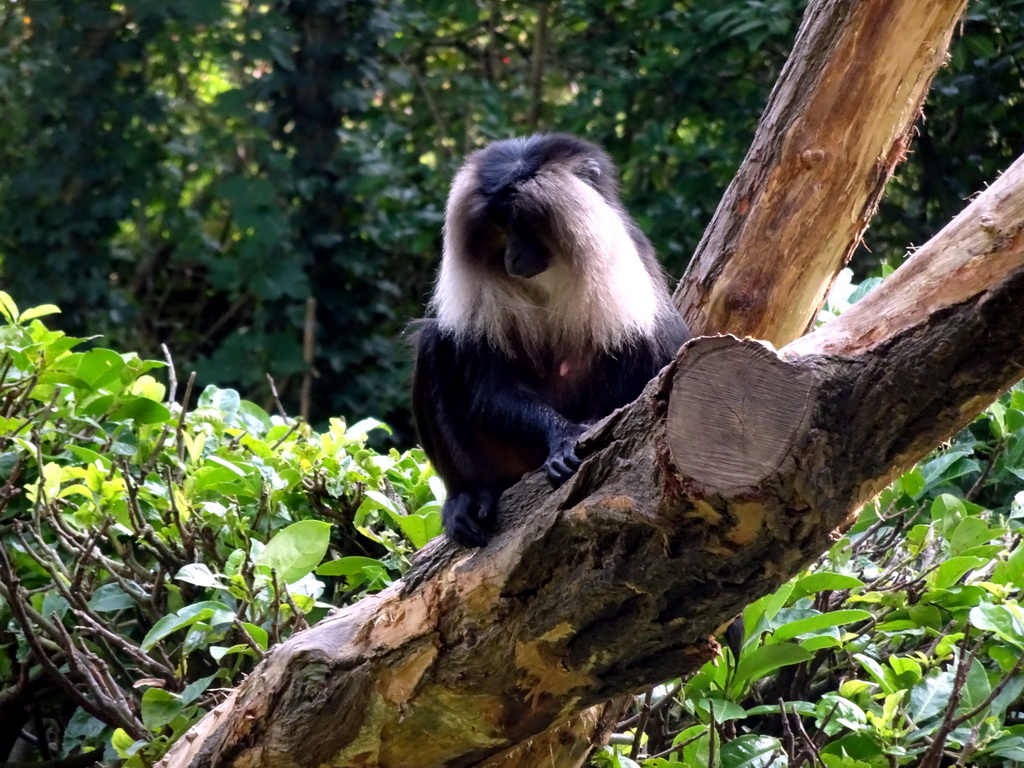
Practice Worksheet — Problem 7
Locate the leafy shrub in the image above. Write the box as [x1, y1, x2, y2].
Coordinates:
[0, 293, 440, 766]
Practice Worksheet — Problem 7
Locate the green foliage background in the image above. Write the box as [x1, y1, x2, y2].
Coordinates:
[0, 294, 436, 765]
[1, 0, 1021, 439]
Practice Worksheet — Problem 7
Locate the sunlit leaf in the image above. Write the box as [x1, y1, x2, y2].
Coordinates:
[255, 520, 332, 584]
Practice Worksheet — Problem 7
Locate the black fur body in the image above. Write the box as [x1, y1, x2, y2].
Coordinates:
[413, 134, 690, 547]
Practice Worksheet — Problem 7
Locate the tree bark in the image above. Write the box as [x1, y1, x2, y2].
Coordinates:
[674, 0, 969, 346]
[158, 154, 1024, 768]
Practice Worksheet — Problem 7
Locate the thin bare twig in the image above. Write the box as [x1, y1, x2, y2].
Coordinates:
[526, 2, 549, 130]
[301, 296, 316, 422]
[266, 373, 288, 420]
[161, 342, 178, 405]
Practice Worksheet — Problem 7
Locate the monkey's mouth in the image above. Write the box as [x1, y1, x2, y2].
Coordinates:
[504, 242, 550, 279]
[505, 258, 547, 279]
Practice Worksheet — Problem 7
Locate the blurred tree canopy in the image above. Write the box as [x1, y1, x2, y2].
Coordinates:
[0, 0, 1021, 439]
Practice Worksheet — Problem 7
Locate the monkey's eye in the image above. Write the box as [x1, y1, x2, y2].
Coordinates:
[577, 158, 602, 187]
[484, 189, 513, 226]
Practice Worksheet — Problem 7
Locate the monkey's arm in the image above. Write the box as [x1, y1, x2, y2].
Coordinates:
[412, 322, 583, 546]
[462, 346, 585, 487]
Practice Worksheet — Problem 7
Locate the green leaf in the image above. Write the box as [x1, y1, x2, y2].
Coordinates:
[130, 374, 166, 403]
[929, 493, 966, 536]
[598, 747, 641, 768]
[394, 511, 442, 549]
[141, 601, 232, 651]
[745, 701, 816, 718]
[241, 622, 269, 651]
[841, 681, 873, 700]
[109, 396, 171, 425]
[992, 737, 1024, 762]
[236, 399, 273, 434]
[74, 348, 128, 391]
[317, 555, 391, 590]
[0, 291, 19, 323]
[175, 563, 223, 589]
[255, 520, 332, 583]
[958, 654, 993, 721]
[771, 609, 871, 642]
[899, 467, 926, 498]
[930, 556, 987, 589]
[965, 33, 996, 59]
[924, 460, 974, 500]
[181, 674, 218, 705]
[89, 584, 136, 613]
[800, 635, 843, 652]
[64, 445, 112, 468]
[717, 734, 784, 767]
[745, 582, 794, 627]
[910, 669, 955, 722]
[110, 728, 135, 759]
[994, 540, 1024, 584]
[791, 572, 864, 600]
[696, 697, 747, 723]
[210, 644, 257, 661]
[732, 643, 812, 693]
[18, 304, 61, 322]
[63, 708, 107, 750]
[949, 517, 998, 554]
[673, 725, 710, 766]
[347, 417, 391, 439]
[880, 690, 905, 725]
[141, 688, 183, 730]
[970, 604, 1024, 648]
[853, 653, 896, 695]
[989, 675, 1024, 719]
[198, 385, 241, 421]
[206, 456, 247, 476]
[816, 693, 867, 737]
[888, 655, 922, 687]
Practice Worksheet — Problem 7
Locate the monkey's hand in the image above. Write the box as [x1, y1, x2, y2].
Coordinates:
[442, 488, 499, 548]
[544, 422, 589, 488]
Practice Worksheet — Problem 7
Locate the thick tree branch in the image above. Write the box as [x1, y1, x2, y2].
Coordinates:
[159, 154, 1024, 768]
[674, 0, 969, 346]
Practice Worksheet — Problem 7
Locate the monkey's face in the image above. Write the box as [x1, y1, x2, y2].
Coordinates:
[493, 200, 552, 279]
[461, 173, 560, 281]
[448, 134, 620, 282]
[433, 133, 663, 355]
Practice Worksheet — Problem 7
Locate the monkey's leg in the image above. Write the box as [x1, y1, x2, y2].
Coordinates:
[441, 488, 499, 548]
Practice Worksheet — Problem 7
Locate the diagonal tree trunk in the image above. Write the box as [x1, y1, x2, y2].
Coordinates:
[675, 0, 970, 345]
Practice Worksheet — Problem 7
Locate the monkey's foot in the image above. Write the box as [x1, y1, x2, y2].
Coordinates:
[442, 488, 499, 548]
